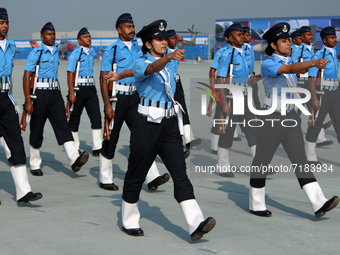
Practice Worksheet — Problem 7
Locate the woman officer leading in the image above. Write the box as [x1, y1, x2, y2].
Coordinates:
[249, 22, 339, 218]
[106, 20, 215, 241]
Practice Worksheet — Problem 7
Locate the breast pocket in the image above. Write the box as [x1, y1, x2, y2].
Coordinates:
[40, 59, 53, 69]
[151, 73, 165, 92]
[116, 58, 129, 69]
[233, 63, 241, 72]
[152, 73, 164, 83]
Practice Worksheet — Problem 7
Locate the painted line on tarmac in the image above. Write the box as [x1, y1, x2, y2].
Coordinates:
[85, 222, 100, 226]
[34, 209, 46, 213]
[75, 179, 90, 182]
[198, 248, 218, 254]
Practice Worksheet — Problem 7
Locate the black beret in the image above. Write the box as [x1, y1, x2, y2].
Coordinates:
[291, 29, 301, 38]
[224, 23, 243, 37]
[300, 26, 311, 34]
[242, 26, 250, 34]
[116, 13, 133, 28]
[77, 27, 89, 39]
[320, 26, 336, 39]
[137, 20, 167, 42]
[0, 8, 8, 20]
[167, 29, 177, 37]
[41, 22, 55, 34]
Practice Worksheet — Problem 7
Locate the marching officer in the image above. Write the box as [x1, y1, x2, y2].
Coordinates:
[99, 13, 169, 191]
[67, 28, 102, 156]
[107, 20, 216, 241]
[291, 26, 333, 149]
[249, 22, 338, 218]
[291, 26, 314, 63]
[216, 23, 257, 177]
[290, 29, 301, 53]
[208, 30, 230, 154]
[242, 26, 261, 110]
[23, 22, 89, 176]
[305, 26, 340, 164]
[0, 8, 42, 204]
[166, 29, 201, 155]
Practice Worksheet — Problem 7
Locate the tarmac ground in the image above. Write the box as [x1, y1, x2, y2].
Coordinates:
[0, 59, 339, 255]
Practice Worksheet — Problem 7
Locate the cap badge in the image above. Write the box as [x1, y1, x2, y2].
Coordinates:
[282, 25, 288, 33]
[159, 22, 165, 31]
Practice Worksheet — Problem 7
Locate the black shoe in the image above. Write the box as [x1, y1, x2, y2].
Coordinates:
[100, 182, 119, 191]
[186, 138, 202, 149]
[92, 149, 100, 157]
[7, 157, 13, 165]
[184, 150, 190, 159]
[233, 137, 242, 141]
[211, 149, 218, 155]
[323, 120, 332, 130]
[315, 196, 339, 218]
[147, 173, 170, 191]
[316, 140, 333, 147]
[250, 210, 272, 217]
[18, 192, 43, 204]
[190, 217, 216, 241]
[122, 226, 144, 236]
[30, 169, 43, 176]
[71, 151, 89, 172]
[219, 172, 235, 178]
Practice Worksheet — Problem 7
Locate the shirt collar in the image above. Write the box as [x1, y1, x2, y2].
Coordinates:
[41, 42, 57, 53]
[324, 45, 335, 57]
[273, 53, 291, 65]
[1, 39, 15, 52]
[117, 37, 137, 50]
[146, 52, 157, 62]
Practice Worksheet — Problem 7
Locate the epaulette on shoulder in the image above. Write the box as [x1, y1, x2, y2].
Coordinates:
[267, 55, 275, 61]
[29, 47, 43, 57]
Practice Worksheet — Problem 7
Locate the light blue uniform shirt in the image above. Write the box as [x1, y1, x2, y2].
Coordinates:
[291, 43, 314, 76]
[0, 39, 17, 105]
[290, 44, 302, 63]
[25, 43, 59, 79]
[309, 46, 339, 79]
[101, 38, 138, 84]
[0, 40, 16, 77]
[211, 45, 229, 70]
[243, 43, 255, 74]
[166, 47, 179, 74]
[291, 43, 314, 63]
[217, 46, 249, 83]
[261, 54, 297, 99]
[67, 47, 96, 76]
[132, 52, 176, 104]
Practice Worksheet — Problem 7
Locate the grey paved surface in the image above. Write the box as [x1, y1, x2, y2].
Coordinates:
[0, 59, 339, 255]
